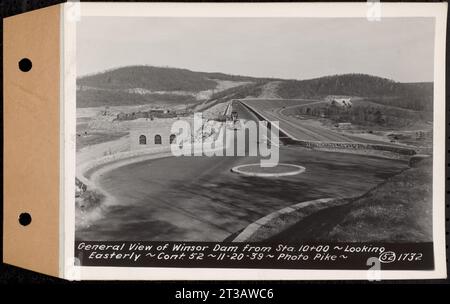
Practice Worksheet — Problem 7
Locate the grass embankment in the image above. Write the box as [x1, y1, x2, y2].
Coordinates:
[251, 158, 432, 242]
[327, 158, 432, 242]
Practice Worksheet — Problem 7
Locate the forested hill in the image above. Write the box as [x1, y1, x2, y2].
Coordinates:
[77, 66, 262, 92]
[276, 74, 433, 111]
[77, 67, 433, 112]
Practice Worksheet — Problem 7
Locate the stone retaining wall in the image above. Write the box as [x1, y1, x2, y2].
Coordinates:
[77, 146, 172, 188]
[291, 140, 416, 156]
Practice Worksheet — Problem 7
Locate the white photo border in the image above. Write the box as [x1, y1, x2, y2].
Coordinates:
[62, 2, 448, 280]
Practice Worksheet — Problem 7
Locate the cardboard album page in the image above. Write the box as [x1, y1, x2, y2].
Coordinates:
[3, 2, 448, 280]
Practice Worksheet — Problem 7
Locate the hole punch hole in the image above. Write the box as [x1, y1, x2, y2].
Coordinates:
[18, 213, 32, 226]
[18, 58, 32, 72]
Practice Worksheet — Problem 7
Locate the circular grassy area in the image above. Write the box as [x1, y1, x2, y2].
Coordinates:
[231, 163, 306, 177]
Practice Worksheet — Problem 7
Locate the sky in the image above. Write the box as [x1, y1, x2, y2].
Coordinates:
[77, 17, 435, 82]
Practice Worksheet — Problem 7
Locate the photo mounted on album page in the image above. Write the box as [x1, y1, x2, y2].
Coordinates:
[55, 2, 447, 280]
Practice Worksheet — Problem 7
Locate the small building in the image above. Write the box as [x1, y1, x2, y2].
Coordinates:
[331, 98, 352, 108]
[129, 120, 184, 150]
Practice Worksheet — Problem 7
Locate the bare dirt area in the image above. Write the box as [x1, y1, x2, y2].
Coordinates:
[258, 81, 282, 99]
[76, 131, 129, 151]
[76, 116, 129, 151]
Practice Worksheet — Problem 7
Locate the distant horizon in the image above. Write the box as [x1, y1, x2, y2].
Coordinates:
[78, 17, 435, 83]
[77, 64, 433, 84]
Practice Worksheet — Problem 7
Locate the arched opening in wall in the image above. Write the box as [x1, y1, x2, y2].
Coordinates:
[139, 135, 147, 145]
[170, 134, 176, 144]
[155, 134, 162, 144]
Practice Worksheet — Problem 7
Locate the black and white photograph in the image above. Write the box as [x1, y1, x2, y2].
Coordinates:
[68, 2, 447, 280]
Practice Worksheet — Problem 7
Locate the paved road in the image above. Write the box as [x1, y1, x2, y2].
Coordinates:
[242, 99, 398, 145]
[76, 102, 409, 242]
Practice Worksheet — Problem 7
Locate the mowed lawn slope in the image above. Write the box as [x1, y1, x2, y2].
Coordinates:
[327, 158, 433, 242]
